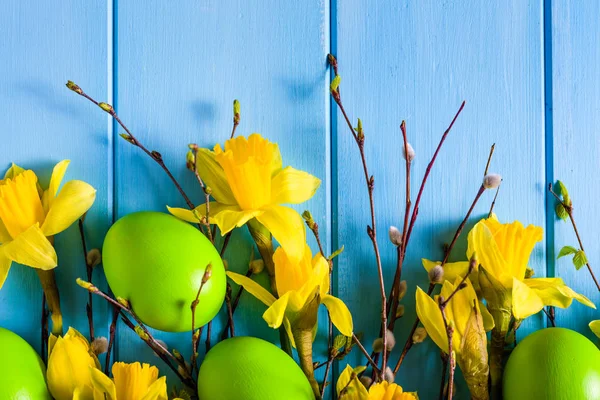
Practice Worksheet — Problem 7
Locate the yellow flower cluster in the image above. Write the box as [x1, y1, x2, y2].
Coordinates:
[336, 365, 417, 400]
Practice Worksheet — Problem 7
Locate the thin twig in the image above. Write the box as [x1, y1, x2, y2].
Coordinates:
[205, 321, 213, 353]
[105, 306, 120, 375]
[191, 265, 212, 370]
[543, 307, 556, 327]
[549, 183, 600, 291]
[66, 82, 196, 210]
[484, 143, 496, 176]
[439, 352, 449, 400]
[330, 55, 388, 378]
[41, 295, 48, 363]
[438, 297, 455, 400]
[191, 146, 213, 243]
[221, 268, 252, 340]
[352, 333, 381, 375]
[488, 185, 501, 218]
[78, 218, 95, 342]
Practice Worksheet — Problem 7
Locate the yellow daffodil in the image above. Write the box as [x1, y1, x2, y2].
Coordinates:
[228, 244, 352, 398]
[46, 327, 101, 400]
[89, 362, 168, 400]
[336, 365, 417, 400]
[0, 161, 96, 287]
[227, 244, 353, 341]
[467, 216, 594, 321]
[416, 279, 492, 400]
[168, 134, 320, 262]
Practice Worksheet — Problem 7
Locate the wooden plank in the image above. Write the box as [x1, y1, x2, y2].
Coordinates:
[0, 1, 110, 352]
[550, 1, 600, 334]
[333, 0, 545, 397]
[114, 0, 331, 392]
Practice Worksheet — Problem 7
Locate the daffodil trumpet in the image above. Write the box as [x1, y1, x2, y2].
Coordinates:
[0, 161, 96, 335]
[227, 245, 353, 400]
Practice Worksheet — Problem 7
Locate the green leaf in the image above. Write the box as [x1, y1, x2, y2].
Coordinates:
[329, 245, 345, 261]
[556, 180, 571, 206]
[557, 245, 578, 259]
[573, 250, 588, 270]
[330, 75, 341, 92]
[555, 203, 569, 221]
[590, 320, 600, 339]
[333, 334, 347, 351]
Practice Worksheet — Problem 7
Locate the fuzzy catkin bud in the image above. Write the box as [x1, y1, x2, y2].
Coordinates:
[384, 367, 395, 383]
[483, 173, 502, 189]
[412, 327, 428, 344]
[91, 337, 108, 355]
[397, 280, 407, 300]
[372, 338, 384, 353]
[86, 248, 102, 268]
[388, 226, 403, 246]
[384, 329, 396, 351]
[360, 376, 373, 388]
[395, 304, 405, 318]
[402, 142, 415, 162]
[428, 265, 444, 284]
[249, 259, 264, 274]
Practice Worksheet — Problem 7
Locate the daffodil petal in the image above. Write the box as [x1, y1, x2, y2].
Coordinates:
[270, 166, 321, 205]
[525, 277, 596, 309]
[256, 205, 305, 263]
[263, 292, 291, 329]
[42, 160, 70, 213]
[3, 163, 25, 179]
[41, 180, 96, 237]
[512, 277, 544, 320]
[3, 224, 57, 270]
[89, 367, 117, 400]
[273, 245, 313, 296]
[214, 208, 263, 234]
[322, 294, 353, 337]
[336, 365, 369, 399]
[0, 249, 12, 289]
[167, 202, 252, 230]
[227, 271, 277, 306]
[479, 300, 495, 331]
[0, 219, 12, 243]
[282, 317, 296, 348]
[140, 376, 168, 400]
[196, 148, 237, 205]
[467, 219, 513, 288]
[590, 320, 600, 339]
[415, 286, 448, 353]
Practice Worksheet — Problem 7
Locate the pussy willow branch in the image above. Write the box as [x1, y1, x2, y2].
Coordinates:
[78, 218, 95, 342]
[191, 265, 212, 371]
[190, 146, 214, 243]
[549, 183, 600, 291]
[66, 82, 196, 211]
[394, 182, 487, 375]
[329, 54, 388, 379]
[105, 306, 120, 375]
[41, 296, 48, 363]
[438, 352, 449, 400]
[76, 279, 195, 388]
[352, 333, 381, 375]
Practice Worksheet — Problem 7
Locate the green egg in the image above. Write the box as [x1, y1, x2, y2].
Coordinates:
[504, 327, 600, 400]
[0, 328, 52, 399]
[102, 211, 226, 332]
[198, 336, 315, 400]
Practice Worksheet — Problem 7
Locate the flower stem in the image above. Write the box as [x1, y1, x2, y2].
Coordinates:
[36, 269, 62, 336]
[489, 309, 511, 400]
[293, 328, 321, 400]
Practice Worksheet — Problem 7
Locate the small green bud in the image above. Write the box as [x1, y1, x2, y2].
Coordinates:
[66, 80, 83, 94]
[202, 264, 213, 283]
[98, 102, 114, 113]
[117, 297, 130, 308]
[301, 210, 316, 230]
[356, 118, 364, 141]
[119, 133, 135, 144]
[134, 326, 149, 341]
[188, 143, 199, 150]
[76, 278, 95, 291]
[233, 99, 241, 124]
[333, 334, 347, 351]
[330, 75, 341, 93]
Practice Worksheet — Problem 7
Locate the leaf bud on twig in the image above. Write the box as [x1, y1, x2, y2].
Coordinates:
[233, 99, 241, 125]
[66, 80, 83, 95]
[98, 102, 114, 113]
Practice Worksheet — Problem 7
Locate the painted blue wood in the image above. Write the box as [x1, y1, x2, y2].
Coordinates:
[0, 0, 110, 352]
[113, 0, 332, 393]
[550, 0, 600, 335]
[333, 0, 545, 398]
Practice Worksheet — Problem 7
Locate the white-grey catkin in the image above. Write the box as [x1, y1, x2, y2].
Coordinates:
[384, 366, 395, 383]
[483, 173, 502, 189]
[384, 329, 396, 351]
[372, 338, 384, 353]
[388, 226, 403, 246]
[360, 376, 373, 388]
[412, 327, 428, 344]
[91, 337, 108, 355]
[403, 142, 415, 162]
[428, 265, 444, 284]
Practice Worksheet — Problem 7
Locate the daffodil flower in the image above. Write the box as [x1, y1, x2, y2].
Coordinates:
[89, 362, 168, 400]
[228, 244, 352, 398]
[416, 279, 492, 400]
[336, 365, 417, 400]
[168, 134, 320, 262]
[46, 327, 101, 400]
[0, 161, 96, 333]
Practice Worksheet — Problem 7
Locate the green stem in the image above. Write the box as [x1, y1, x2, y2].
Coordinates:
[489, 309, 511, 400]
[293, 328, 321, 400]
[36, 269, 63, 336]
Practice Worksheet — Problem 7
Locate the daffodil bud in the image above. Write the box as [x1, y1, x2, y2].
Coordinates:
[76, 278, 95, 291]
[483, 173, 502, 189]
[91, 337, 108, 355]
[402, 142, 415, 162]
[46, 328, 101, 400]
[384, 366, 395, 383]
[428, 265, 444, 284]
[395, 304, 405, 318]
[412, 327, 428, 344]
[388, 226, 403, 246]
[86, 248, 102, 268]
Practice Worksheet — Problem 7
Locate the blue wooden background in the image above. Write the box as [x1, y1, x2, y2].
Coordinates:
[1, 0, 598, 398]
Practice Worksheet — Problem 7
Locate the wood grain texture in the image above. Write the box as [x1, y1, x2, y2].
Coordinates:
[550, 0, 600, 334]
[333, 0, 545, 398]
[113, 0, 332, 393]
[0, 1, 110, 352]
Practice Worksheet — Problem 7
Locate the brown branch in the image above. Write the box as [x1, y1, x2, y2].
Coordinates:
[190, 146, 214, 243]
[78, 218, 95, 342]
[41, 295, 48, 363]
[484, 143, 496, 176]
[329, 56, 388, 378]
[488, 185, 501, 218]
[66, 82, 196, 210]
[439, 352, 449, 400]
[352, 333, 381, 375]
[105, 306, 120, 375]
[191, 265, 212, 370]
[543, 307, 556, 327]
[549, 183, 600, 291]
